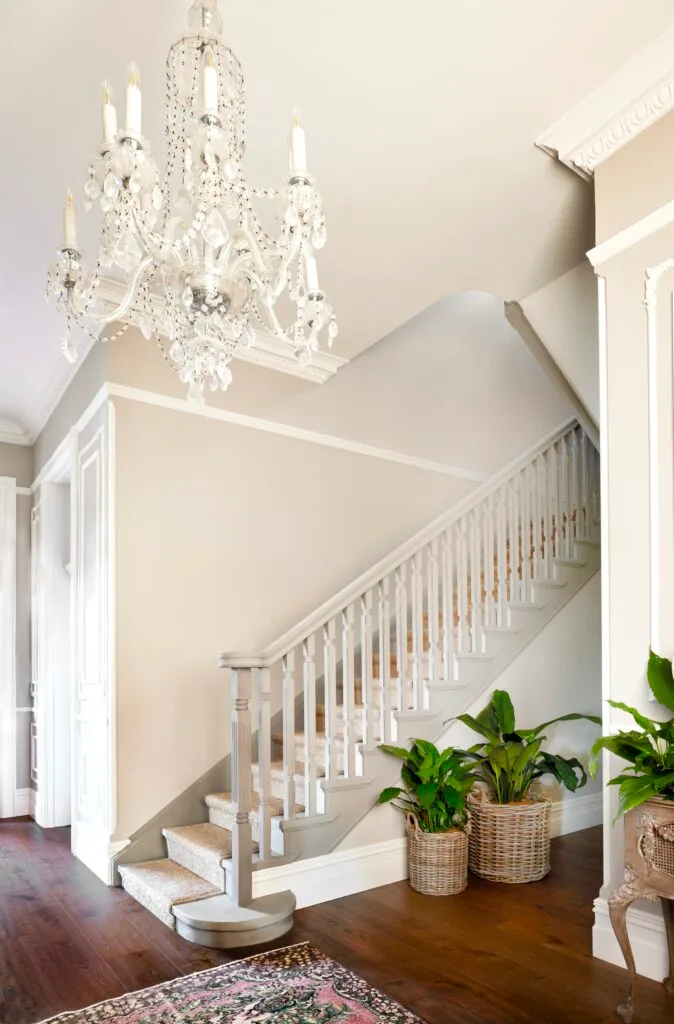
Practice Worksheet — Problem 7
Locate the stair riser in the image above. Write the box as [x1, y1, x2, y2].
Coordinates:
[164, 836, 226, 891]
[118, 869, 176, 929]
[250, 766, 326, 814]
[207, 804, 286, 855]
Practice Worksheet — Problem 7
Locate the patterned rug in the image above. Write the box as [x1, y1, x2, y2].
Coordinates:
[38, 942, 426, 1023]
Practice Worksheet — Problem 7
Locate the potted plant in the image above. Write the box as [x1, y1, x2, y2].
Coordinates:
[377, 739, 476, 895]
[455, 689, 601, 883]
[589, 650, 674, 815]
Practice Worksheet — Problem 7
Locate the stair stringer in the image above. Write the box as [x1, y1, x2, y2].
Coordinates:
[270, 549, 600, 864]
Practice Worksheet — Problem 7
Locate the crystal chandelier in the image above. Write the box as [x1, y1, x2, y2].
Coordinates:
[46, 0, 337, 400]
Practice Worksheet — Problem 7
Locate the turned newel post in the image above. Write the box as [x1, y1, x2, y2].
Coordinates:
[229, 665, 253, 908]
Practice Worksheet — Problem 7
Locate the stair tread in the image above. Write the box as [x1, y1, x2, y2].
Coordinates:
[119, 859, 219, 927]
[207, 790, 286, 816]
[163, 822, 232, 859]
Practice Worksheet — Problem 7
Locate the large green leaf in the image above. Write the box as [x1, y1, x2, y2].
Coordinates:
[616, 776, 661, 817]
[492, 690, 515, 735]
[378, 744, 410, 760]
[607, 700, 661, 736]
[455, 713, 500, 743]
[647, 651, 674, 712]
[377, 787, 403, 805]
[417, 782, 439, 809]
[532, 712, 601, 737]
[413, 739, 440, 763]
[589, 734, 658, 776]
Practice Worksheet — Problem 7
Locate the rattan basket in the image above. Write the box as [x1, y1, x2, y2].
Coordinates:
[406, 814, 469, 896]
[468, 790, 551, 884]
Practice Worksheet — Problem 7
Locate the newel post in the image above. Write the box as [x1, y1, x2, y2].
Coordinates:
[229, 664, 253, 907]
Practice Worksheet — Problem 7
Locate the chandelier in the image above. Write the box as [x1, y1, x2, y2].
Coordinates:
[46, 0, 337, 400]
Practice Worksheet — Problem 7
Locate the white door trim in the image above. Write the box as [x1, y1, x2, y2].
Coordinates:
[0, 477, 17, 818]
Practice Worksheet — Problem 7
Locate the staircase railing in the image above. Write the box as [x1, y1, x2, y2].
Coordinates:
[220, 419, 599, 905]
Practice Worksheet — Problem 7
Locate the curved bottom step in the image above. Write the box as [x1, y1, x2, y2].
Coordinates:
[173, 889, 296, 949]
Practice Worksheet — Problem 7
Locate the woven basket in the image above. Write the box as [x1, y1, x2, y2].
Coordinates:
[468, 790, 551, 884]
[406, 815, 469, 896]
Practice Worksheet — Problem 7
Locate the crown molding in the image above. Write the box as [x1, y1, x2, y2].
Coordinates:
[0, 419, 31, 446]
[536, 24, 674, 180]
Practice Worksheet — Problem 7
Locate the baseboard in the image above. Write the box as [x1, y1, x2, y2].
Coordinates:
[250, 795, 603, 911]
[593, 897, 670, 982]
[549, 791, 603, 838]
[252, 837, 408, 909]
[13, 788, 32, 817]
[73, 823, 129, 885]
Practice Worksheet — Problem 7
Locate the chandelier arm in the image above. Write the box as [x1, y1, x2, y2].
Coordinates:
[70, 257, 155, 324]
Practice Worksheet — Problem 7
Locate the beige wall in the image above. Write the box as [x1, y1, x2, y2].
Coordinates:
[595, 108, 674, 243]
[0, 442, 32, 488]
[112, 396, 479, 838]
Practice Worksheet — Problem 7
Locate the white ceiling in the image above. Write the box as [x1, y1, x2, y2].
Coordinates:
[2, 0, 674, 440]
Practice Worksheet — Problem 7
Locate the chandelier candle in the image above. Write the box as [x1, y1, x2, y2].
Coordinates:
[46, 0, 338, 399]
[125, 64, 142, 136]
[102, 82, 117, 147]
[63, 191, 78, 250]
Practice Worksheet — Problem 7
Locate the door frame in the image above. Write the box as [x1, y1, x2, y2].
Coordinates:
[0, 477, 17, 818]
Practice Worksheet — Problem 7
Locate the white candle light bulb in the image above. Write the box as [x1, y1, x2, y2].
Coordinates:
[202, 47, 219, 114]
[102, 80, 117, 146]
[64, 190, 78, 250]
[291, 107, 307, 174]
[126, 63, 142, 135]
[305, 253, 319, 294]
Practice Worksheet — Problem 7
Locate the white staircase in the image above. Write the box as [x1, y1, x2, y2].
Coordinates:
[119, 420, 600, 946]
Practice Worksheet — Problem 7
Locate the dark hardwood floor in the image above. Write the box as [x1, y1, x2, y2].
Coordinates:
[0, 820, 670, 1024]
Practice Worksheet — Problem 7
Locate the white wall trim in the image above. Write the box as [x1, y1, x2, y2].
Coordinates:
[73, 823, 127, 884]
[593, 898, 669, 982]
[549, 792, 603, 838]
[536, 25, 674, 179]
[31, 386, 109, 494]
[106, 382, 489, 482]
[588, 200, 674, 269]
[246, 796, 602, 910]
[0, 477, 17, 820]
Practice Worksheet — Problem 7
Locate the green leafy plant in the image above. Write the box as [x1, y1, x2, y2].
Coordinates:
[589, 650, 674, 817]
[377, 739, 476, 832]
[454, 689, 601, 804]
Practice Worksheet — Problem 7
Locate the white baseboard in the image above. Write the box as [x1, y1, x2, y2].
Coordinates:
[250, 796, 603, 910]
[13, 788, 33, 817]
[593, 897, 670, 982]
[74, 824, 129, 885]
[253, 837, 408, 909]
[549, 791, 603, 838]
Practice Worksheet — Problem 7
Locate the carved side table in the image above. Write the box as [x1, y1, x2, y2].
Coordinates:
[608, 797, 674, 1022]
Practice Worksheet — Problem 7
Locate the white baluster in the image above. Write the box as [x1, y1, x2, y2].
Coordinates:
[591, 437, 600, 526]
[469, 509, 482, 653]
[323, 619, 338, 780]
[550, 444, 560, 564]
[559, 436, 570, 560]
[378, 577, 393, 741]
[282, 650, 296, 821]
[484, 494, 495, 628]
[570, 428, 581, 544]
[342, 604, 356, 778]
[580, 429, 590, 540]
[457, 518, 469, 652]
[256, 667, 272, 862]
[395, 563, 409, 709]
[302, 635, 317, 816]
[427, 538, 440, 691]
[495, 493, 508, 625]
[230, 666, 253, 907]
[542, 451, 552, 579]
[411, 551, 424, 706]
[522, 468, 532, 602]
[441, 529, 454, 680]
[508, 480, 517, 603]
[531, 459, 542, 584]
[360, 591, 375, 745]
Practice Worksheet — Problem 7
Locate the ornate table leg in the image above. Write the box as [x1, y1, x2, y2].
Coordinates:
[608, 871, 659, 1024]
[663, 898, 674, 996]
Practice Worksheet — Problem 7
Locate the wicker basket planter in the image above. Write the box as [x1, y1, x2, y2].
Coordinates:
[407, 815, 469, 895]
[468, 791, 551, 884]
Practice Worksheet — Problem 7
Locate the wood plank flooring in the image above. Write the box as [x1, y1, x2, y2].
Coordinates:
[0, 820, 670, 1024]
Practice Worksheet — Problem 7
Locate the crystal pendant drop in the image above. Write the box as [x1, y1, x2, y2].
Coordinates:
[202, 208, 228, 248]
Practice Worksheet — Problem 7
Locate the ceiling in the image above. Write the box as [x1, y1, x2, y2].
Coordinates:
[1, 0, 674, 440]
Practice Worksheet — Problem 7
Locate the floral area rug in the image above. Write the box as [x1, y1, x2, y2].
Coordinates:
[38, 942, 426, 1023]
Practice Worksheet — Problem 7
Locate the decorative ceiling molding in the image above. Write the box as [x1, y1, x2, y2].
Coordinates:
[23, 276, 347, 445]
[536, 25, 674, 180]
[0, 419, 31, 446]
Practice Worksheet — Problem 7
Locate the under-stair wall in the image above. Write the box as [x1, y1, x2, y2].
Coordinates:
[118, 418, 600, 945]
